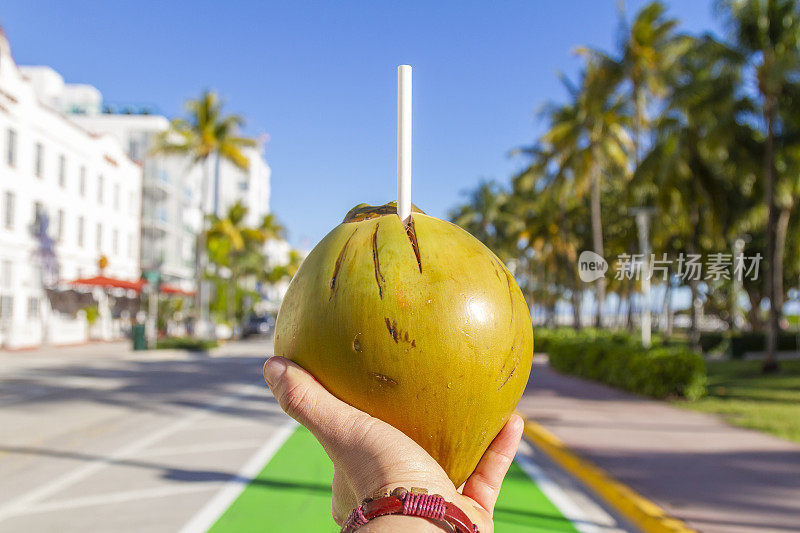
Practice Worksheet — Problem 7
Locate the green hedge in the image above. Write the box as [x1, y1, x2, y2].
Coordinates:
[698, 332, 726, 353]
[543, 330, 706, 400]
[533, 328, 581, 354]
[155, 337, 219, 351]
[697, 331, 798, 358]
[729, 331, 798, 358]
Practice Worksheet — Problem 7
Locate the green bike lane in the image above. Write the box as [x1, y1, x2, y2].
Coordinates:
[204, 425, 623, 533]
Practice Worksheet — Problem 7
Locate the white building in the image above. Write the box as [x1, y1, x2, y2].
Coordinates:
[57, 92, 273, 291]
[0, 31, 142, 348]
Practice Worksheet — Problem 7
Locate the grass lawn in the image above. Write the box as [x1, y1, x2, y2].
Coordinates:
[674, 359, 800, 443]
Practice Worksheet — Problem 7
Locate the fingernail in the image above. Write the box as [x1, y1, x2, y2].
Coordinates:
[263, 357, 287, 388]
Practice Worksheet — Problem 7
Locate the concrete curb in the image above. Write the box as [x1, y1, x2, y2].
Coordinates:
[520, 416, 696, 533]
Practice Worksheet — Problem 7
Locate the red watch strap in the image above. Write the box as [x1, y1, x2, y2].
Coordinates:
[341, 489, 479, 533]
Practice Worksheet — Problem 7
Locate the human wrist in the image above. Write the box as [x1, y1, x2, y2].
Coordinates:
[341, 485, 483, 533]
[360, 515, 451, 532]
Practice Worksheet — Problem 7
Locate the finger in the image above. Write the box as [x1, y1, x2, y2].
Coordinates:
[263, 356, 367, 448]
[461, 414, 524, 515]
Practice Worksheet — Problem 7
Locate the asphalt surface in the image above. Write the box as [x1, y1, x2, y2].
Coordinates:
[0, 339, 288, 533]
[0, 340, 633, 533]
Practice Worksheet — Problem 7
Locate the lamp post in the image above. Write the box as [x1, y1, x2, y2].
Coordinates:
[143, 267, 161, 348]
[631, 208, 655, 348]
[733, 237, 745, 329]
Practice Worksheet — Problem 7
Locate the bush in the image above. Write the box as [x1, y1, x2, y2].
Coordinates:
[155, 337, 219, 351]
[729, 331, 798, 359]
[699, 332, 726, 353]
[544, 330, 706, 400]
[533, 328, 580, 354]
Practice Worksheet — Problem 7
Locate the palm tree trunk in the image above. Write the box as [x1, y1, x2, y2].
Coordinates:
[633, 85, 645, 168]
[771, 205, 791, 347]
[590, 163, 605, 327]
[625, 276, 635, 331]
[213, 150, 222, 217]
[227, 264, 237, 333]
[666, 288, 674, 337]
[747, 289, 763, 330]
[661, 271, 672, 334]
[195, 157, 209, 337]
[689, 278, 700, 350]
[775, 206, 790, 310]
[764, 99, 780, 372]
[571, 289, 582, 330]
[688, 204, 701, 351]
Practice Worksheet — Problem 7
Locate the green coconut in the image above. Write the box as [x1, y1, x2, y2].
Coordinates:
[275, 202, 533, 486]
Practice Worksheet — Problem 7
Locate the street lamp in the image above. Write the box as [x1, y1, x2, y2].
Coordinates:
[733, 237, 745, 329]
[630, 207, 655, 348]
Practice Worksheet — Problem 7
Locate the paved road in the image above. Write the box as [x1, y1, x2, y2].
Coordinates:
[518, 355, 800, 533]
[0, 339, 290, 533]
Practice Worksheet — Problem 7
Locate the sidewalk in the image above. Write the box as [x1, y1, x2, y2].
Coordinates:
[517, 356, 800, 533]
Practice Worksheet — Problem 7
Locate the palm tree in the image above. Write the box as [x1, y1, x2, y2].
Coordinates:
[718, 0, 800, 371]
[258, 213, 286, 241]
[636, 35, 758, 347]
[614, 2, 690, 166]
[152, 91, 257, 335]
[449, 181, 513, 258]
[265, 250, 304, 284]
[206, 201, 269, 325]
[530, 58, 632, 326]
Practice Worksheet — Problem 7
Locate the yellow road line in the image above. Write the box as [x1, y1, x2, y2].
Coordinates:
[520, 416, 696, 533]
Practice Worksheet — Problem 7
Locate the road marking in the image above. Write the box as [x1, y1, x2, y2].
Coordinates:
[17, 485, 217, 515]
[137, 439, 269, 458]
[516, 442, 607, 533]
[178, 418, 297, 533]
[0, 382, 263, 523]
[522, 418, 696, 533]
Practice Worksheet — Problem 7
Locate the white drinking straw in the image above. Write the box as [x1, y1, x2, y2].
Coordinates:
[397, 65, 412, 222]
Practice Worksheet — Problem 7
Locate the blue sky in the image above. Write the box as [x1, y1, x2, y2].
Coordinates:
[1, 1, 721, 248]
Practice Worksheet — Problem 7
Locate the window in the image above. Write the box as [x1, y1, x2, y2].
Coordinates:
[56, 209, 64, 241]
[128, 138, 141, 162]
[79, 166, 86, 196]
[77, 216, 85, 247]
[97, 175, 104, 204]
[128, 191, 136, 216]
[34, 143, 43, 178]
[58, 154, 66, 187]
[113, 183, 120, 210]
[33, 202, 45, 234]
[6, 129, 16, 167]
[96, 222, 102, 250]
[4, 192, 15, 229]
[0, 295, 13, 320]
[1, 261, 12, 290]
[27, 296, 39, 319]
[128, 234, 134, 259]
[112, 229, 119, 255]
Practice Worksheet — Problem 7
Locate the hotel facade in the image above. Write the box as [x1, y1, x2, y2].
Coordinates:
[0, 31, 142, 348]
[0, 29, 286, 347]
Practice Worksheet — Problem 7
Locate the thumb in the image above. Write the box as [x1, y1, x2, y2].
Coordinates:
[461, 414, 523, 515]
[263, 356, 366, 448]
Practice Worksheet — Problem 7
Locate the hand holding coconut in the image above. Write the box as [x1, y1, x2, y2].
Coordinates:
[267, 66, 533, 532]
[264, 356, 524, 532]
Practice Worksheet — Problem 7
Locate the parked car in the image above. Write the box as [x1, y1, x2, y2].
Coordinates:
[242, 314, 276, 337]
